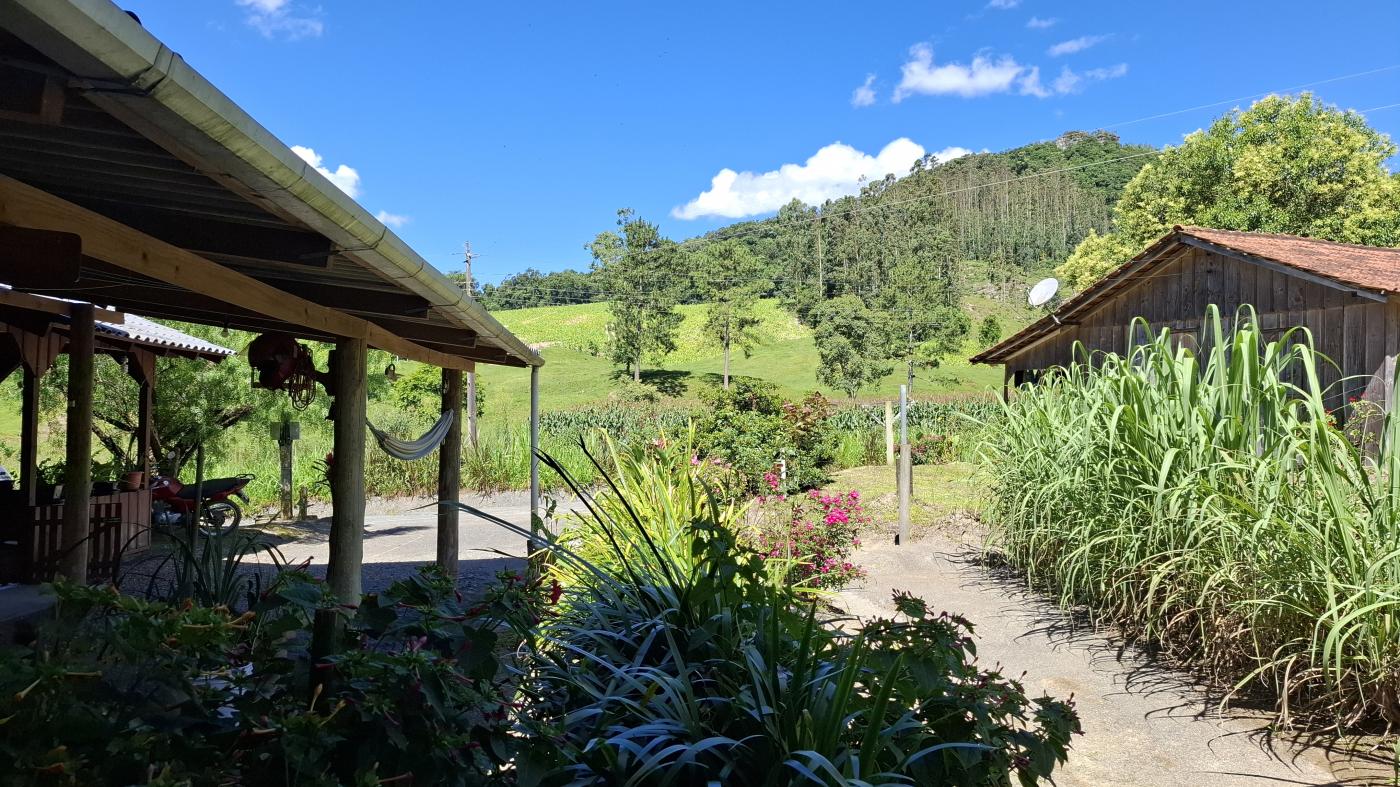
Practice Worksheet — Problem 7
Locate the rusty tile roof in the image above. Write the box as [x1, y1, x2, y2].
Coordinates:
[971, 226, 1400, 365]
[1178, 226, 1400, 295]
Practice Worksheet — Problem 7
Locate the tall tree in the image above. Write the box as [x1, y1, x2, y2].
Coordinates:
[812, 294, 892, 400]
[697, 240, 766, 389]
[1059, 94, 1400, 287]
[589, 209, 683, 381]
[881, 212, 970, 394]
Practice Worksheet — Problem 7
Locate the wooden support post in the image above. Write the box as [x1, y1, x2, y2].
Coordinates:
[897, 384, 911, 547]
[325, 337, 368, 606]
[466, 370, 479, 450]
[59, 303, 95, 582]
[528, 364, 540, 555]
[313, 337, 368, 672]
[137, 371, 153, 488]
[884, 401, 895, 466]
[20, 367, 40, 506]
[437, 368, 463, 579]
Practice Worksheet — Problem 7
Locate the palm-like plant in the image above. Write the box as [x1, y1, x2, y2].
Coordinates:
[451, 437, 1078, 785]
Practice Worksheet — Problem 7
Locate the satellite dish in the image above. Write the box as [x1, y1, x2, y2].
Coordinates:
[1028, 277, 1060, 307]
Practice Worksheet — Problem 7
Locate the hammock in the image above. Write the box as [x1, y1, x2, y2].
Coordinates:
[367, 410, 455, 461]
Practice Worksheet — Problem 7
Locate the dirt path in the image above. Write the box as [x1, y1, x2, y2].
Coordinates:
[841, 536, 1387, 786]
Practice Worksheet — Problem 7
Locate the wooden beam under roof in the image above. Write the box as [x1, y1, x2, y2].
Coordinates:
[0, 285, 123, 323]
[0, 174, 478, 371]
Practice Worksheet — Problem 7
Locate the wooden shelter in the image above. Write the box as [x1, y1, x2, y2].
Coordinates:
[972, 226, 1400, 410]
[0, 290, 233, 582]
[0, 0, 543, 611]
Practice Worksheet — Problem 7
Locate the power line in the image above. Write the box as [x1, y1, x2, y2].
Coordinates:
[1102, 64, 1400, 129]
[448, 62, 1400, 272]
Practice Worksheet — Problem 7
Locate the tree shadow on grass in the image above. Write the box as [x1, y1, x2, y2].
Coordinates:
[608, 368, 693, 397]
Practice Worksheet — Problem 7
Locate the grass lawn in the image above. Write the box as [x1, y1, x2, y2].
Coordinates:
[828, 461, 986, 540]
[472, 291, 1034, 422]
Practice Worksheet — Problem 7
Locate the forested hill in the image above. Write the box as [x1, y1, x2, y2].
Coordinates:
[474, 129, 1155, 312]
[706, 129, 1153, 278]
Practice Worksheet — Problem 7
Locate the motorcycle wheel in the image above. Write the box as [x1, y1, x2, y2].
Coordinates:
[202, 501, 242, 531]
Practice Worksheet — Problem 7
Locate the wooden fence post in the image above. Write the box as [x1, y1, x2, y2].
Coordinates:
[884, 401, 895, 466]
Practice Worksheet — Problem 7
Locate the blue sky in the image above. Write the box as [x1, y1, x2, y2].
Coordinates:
[124, 0, 1400, 283]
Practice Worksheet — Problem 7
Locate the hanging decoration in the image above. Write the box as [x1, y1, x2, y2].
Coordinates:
[247, 332, 332, 410]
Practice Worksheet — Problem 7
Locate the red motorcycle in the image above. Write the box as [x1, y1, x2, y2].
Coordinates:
[151, 474, 254, 531]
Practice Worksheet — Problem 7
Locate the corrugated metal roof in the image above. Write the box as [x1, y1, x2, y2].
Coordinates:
[95, 312, 234, 357]
[1, 283, 234, 357]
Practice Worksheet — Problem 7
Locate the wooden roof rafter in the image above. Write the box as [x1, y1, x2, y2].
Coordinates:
[0, 174, 502, 369]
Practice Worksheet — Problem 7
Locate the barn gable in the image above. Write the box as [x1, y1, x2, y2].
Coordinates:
[972, 226, 1400, 408]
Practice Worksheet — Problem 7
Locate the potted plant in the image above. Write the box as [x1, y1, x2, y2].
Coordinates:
[120, 467, 145, 491]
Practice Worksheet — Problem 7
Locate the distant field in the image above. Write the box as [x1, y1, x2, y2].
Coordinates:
[494, 298, 808, 362]
[475, 294, 1036, 422]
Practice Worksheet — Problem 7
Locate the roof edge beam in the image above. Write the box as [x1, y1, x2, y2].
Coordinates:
[0, 173, 475, 371]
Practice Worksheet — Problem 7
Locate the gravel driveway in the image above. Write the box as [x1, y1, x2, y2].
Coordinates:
[841, 535, 1387, 786]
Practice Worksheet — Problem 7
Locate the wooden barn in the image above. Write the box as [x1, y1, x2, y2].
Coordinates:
[972, 225, 1400, 409]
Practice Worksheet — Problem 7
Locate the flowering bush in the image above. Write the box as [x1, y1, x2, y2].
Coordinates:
[752, 484, 870, 590]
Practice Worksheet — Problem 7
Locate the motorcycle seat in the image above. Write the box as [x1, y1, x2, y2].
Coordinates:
[173, 476, 247, 499]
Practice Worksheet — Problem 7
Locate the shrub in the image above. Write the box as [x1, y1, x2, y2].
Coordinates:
[0, 568, 520, 785]
[450, 450, 1080, 784]
[694, 378, 837, 493]
[910, 432, 958, 465]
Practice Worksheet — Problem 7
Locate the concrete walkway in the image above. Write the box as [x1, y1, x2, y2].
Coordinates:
[270, 493, 537, 596]
[841, 537, 1388, 786]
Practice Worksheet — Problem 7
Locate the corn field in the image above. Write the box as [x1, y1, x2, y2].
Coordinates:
[984, 305, 1400, 730]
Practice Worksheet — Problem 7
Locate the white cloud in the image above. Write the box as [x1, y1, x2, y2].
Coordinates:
[1085, 63, 1129, 80]
[376, 211, 410, 228]
[672, 139, 973, 220]
[986, 0, 1020, 8]
[1018, 66, 1051, 98]
[1052, 63, 1128, 94]
[851, 74, 877, 107]
[1019, 62, 1128, 98]
[235, 0, 323, 40]
[1048, 35, 1109, 57]
[1026, 16, 1057, 29]
[291, 145, 361, 198]
[894, 44, 1026, 101]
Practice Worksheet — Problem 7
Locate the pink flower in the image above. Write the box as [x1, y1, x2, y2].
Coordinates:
[691, 455, 701, 466]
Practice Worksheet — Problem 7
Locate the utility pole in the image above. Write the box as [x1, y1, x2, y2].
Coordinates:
[897, 384, 911, 546]
[462, 242, 480, 449]
[906, 309, 916, 396]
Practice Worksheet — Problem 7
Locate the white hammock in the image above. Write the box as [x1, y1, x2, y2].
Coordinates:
[367, 410, 455, 461]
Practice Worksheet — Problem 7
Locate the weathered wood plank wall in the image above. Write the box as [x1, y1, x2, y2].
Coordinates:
[1005, 248, 1399, 411]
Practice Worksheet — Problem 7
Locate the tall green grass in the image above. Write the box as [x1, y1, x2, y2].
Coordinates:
[984, 305, 1400, 729]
